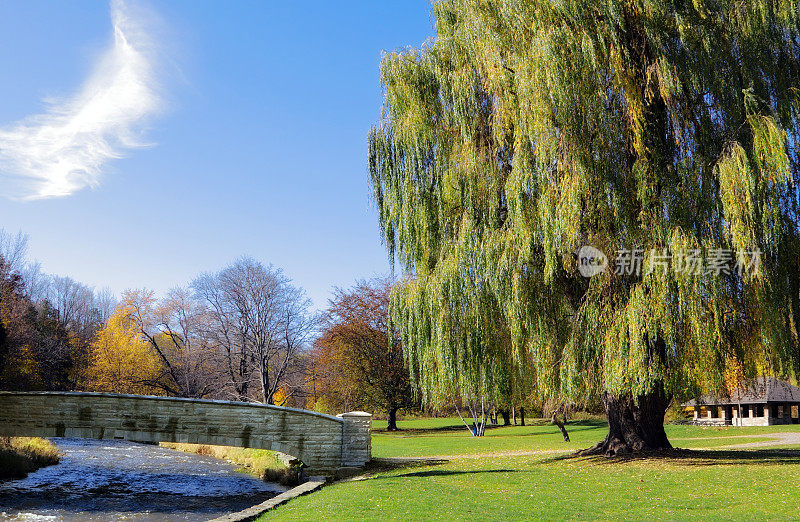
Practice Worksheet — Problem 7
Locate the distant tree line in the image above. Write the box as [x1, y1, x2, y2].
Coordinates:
[1, 229, 551, 426]
[0, 231, 113, 391]
[0, 230, 317, 404]
[84, 258, 317, 404]
[0, 230, 421, 421]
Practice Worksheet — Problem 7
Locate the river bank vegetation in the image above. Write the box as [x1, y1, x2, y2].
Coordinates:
[0, 437, 59, 480]
[160, 443, 300, 486]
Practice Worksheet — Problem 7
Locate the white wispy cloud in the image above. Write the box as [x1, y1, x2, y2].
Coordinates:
[0, 0, 162, 200]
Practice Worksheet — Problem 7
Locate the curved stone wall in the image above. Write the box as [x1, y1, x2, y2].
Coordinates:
[0, 391, 371, 472]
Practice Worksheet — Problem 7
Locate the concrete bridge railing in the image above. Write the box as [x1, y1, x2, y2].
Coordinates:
[0, 391, 371, 473]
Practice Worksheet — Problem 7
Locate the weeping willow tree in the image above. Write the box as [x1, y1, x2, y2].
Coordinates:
[369, 0, 800, 454]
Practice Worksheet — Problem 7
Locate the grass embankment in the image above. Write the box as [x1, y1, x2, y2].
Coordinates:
[161, 443, 299, 486]
[260, 418, 800, 520]
[0, 437, 60, 479]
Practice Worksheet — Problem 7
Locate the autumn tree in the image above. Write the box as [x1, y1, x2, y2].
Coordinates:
[85, 304, 163, 395]
[0, 230, 110, 392]
[369, 0, 800, 454]
[0, 254, 84, 391]
[122, 288, 219, 398]
[41, 276, 104, 389]
[312, 279, 415, 430]
[192, 257, 315, 404]
[0, 255, 41, 389]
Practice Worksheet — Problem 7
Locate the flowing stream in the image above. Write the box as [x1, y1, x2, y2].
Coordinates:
[0, 438, 286, 521]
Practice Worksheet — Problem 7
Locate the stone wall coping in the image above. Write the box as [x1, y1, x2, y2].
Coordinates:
[337, 411, 372, 418]
[0, 391, 344, 424]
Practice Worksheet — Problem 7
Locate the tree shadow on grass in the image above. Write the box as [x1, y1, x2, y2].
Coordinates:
[364, 457, 450, 473]
[393, 468, 517, 478]
[374, 425, 467, 435]
[375, 423, 524, 435]
[514, 425, 606, 438]
[543, 448, 800, 467]
[361, 459, 518, 480]
[375, 418, 608, 436]
[563, 419, 608, 427]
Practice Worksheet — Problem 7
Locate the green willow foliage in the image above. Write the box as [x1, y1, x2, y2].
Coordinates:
[369, 0, 800, 408]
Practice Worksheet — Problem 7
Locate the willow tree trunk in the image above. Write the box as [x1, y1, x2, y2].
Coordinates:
[583, 387, 672, 456]
[551, 412, 570, 442]
[500, 410, 511, 426]
[387, 407, 399, 431]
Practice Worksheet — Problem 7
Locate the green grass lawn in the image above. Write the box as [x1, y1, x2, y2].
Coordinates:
[261, 418, 800, 520]
[369, 417, 777, 456]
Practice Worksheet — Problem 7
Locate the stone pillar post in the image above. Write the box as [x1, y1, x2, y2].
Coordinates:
[748, 405, 754, 418]
[720, 406, 729, 424]
[338, 411, 372, 468]
[693, 406, 700, 420]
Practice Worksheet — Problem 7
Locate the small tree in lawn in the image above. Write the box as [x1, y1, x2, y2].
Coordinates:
[369, 0, 800, 454]
[312, 279, 415, 430]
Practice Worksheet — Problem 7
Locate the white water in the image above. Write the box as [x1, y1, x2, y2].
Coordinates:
[0, 439, 287, 521]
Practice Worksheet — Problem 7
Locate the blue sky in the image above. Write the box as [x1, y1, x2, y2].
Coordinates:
[0, 0, 434, 308]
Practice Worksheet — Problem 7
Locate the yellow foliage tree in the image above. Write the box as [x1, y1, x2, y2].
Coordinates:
[84, 305, 164, 395]
[271, 386, 289, 407]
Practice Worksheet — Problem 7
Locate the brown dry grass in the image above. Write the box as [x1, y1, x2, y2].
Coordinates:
[160, 442, 302, 486]
[0, 437, 60, 479]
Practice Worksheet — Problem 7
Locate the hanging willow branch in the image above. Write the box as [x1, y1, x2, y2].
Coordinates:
[370, 0, 800, 412]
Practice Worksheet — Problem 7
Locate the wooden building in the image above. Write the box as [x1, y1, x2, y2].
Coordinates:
[683, 377, 800, 426]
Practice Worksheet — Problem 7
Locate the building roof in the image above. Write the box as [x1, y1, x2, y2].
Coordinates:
[683, 377, 800, 406]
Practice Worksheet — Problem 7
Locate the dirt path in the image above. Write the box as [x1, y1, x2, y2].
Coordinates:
[723, 431, 800, 449]
[672, 434, 767, 441]
[375, 448, 569, 464]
